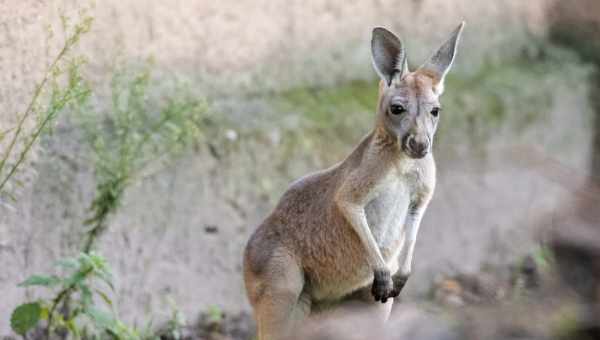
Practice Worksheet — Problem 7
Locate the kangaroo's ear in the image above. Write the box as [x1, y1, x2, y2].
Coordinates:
[418, 22, 465, 92]
[371, 27, 407, 86]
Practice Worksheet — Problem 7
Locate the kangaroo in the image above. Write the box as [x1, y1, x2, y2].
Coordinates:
[244, 22, 464, 340]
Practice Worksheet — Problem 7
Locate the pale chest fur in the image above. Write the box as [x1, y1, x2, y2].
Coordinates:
[365, 156, 434, 263]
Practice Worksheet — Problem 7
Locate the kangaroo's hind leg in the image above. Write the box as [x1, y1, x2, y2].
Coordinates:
[245, 249, 310, 340]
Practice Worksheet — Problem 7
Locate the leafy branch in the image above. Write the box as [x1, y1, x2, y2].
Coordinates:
[77, 63, 207, 252]
[0, 14, 93, 196]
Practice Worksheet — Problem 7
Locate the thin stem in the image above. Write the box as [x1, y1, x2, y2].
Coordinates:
[0, 89, 88, 191]
[46, 267, 93, 340]
[82, 214, 107, 254]
[0, 40, 71, 179]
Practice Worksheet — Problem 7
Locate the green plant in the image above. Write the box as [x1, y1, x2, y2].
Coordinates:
[11, 61, 210, 339]
[206, 305, 224, 328]
[0, 10, 93, 199]
[77, 62, 208, 252]
[10, 252, 140, 339]
[156, 299, 187, 340]
[531, 244, 555, 272]
[10, 32, 209, 340]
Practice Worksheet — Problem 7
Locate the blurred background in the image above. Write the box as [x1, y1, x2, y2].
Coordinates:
[1, 0, 600, 339]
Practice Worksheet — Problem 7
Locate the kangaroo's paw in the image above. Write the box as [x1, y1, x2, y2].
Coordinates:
[390, 274, 409, 298]
[371, 269, 394, 303]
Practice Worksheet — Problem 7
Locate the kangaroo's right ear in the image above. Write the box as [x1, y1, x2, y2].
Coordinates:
[371, 27, 407, 86]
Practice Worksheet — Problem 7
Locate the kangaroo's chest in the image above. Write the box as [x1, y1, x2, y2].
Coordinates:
[364, 176, 412, 252]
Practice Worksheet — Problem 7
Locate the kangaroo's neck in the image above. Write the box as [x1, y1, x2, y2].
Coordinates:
[361, 125, 423, 172]
[371, 125, 399, 151]
[343, 124, 419, 173]
[366, 123, 410, 163]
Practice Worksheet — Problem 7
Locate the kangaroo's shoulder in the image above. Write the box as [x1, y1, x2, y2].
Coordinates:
[280, 131, 376, 198]
[272, 164, 339, 216]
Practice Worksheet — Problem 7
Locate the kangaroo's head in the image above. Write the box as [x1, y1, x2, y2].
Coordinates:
[371, 23, 464, 159]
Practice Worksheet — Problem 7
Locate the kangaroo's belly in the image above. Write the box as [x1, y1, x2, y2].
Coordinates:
[306, 243, 402, 302]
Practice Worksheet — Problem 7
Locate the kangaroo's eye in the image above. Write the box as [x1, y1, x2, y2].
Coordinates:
[390, 104, 406, 115]
[430, 107, 441, 117]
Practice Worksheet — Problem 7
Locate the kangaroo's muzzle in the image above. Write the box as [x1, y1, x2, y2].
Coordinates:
[403, 135, 429, 159]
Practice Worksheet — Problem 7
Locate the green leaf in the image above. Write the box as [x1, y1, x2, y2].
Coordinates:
[10, 302, 42, 335]
[18, 275, 62, 287]
[78, 252, 94, 268]
[84, 307, 115, 330]
[55, 257, 79, 270]
[65, 269, 88, 287]
[207, 305, 223, 324]
[65, 318, 80, 338]
[95, 268, 115, 291]
[40, 306, 50, 321]
[88, 252, 109, 272]
[80, 283, 93, 307]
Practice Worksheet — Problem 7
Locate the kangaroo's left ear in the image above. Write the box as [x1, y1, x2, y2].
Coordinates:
[418, 22, 465, 94]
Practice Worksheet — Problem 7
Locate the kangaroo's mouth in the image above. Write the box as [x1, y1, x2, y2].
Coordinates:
[402, 146, 428, 159]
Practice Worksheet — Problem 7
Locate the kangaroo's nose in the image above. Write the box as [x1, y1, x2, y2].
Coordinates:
[406, 135, 428, 158]
[408, 137, 418, 150]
